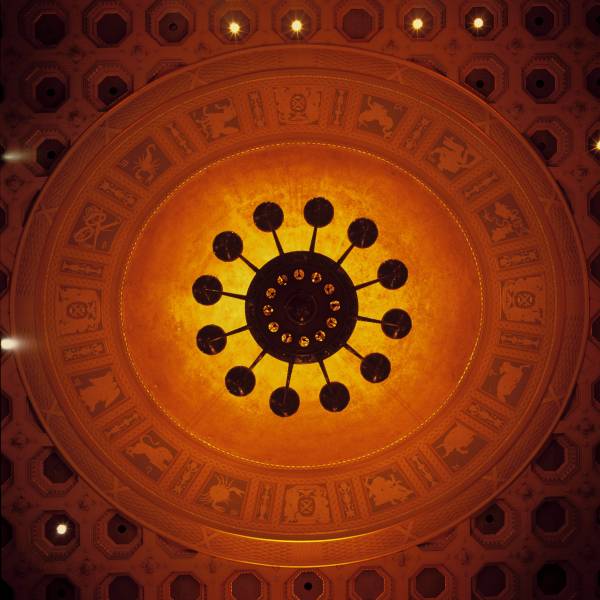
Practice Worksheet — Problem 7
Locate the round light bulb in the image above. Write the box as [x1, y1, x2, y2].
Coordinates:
[473, 17, 485, 29]
[291, 19, 303, 33]
[412, 17, 424, 31]
[228, 21, 241, 36]
[56, 523, 68, 535]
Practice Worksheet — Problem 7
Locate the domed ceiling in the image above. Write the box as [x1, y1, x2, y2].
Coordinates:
[2, 1, 599, 598]
[11, 45, 587, 566]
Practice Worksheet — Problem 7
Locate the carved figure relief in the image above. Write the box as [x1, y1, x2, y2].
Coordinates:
[274, 86, 321, 124]
[171, 459, 202, 497]
[71, 367, 124, 417]
[123, 431, 177, 481]
[363, 468, 415, 513]
[465, 401, 505, 431]
[336, 480, 358, 520]
[502, 275, 545, 324]
[68, 203, 121, 252]
[103, 409, 144, 441]
[427, 132, 478, 178]
[432, 423, 487, 471]
[357, 95, 404, 138]
[255, 483, 274, 522]
[331, 89, 348, 127]
[197, 472, 247, 516]
[478, 195, 529, 243]
[98, 179, 138, 208]
[190, 99, 240, 141]
[248, 91, 266, 128]
[407, 453, 439, 488]
[117, 138, 171, 186]
[62, 340, 107, 363]
[57, 286, 102, 335]
[282, 485, 331, 524]
[60, 258, 104, 280]
[497, 247, 540, 270]
[481, 357, 533, 406]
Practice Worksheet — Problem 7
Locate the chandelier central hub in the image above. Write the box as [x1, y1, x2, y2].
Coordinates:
[245, 251, 358, 364]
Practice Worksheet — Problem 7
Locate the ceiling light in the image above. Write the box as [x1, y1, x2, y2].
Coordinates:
[473, 16, 485, 29]
[412, 17, 424, 31]
[0, 337, 18, 351]
[55, 523, 68, 535]
[291, 19, 303, 33]
[228, 21, 241, 36]
[193, 198, 411, 416]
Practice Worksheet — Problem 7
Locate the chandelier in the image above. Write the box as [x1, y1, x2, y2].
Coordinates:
[193, 198, 411, 416]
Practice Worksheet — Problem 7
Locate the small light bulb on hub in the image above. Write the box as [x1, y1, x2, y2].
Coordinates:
[291, 19, 303, 33]
[412, 17, 424, 31]
[473, 17, 485, 29]
[228, 21, 241, 36]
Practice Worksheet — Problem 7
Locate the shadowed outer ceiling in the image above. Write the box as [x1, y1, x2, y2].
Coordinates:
[9, 45, 587, 567]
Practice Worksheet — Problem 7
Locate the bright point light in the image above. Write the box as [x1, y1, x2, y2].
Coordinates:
[56, 523, 68, 535]
[412, 17, 424, 31]
[291, 19, 303, 33]
[2, 150, 30, 162]
[595, 139, 600, 152]
[1, 337, 18, 351]
[473, 17, 485, 29]
[228, 21, 241, 35]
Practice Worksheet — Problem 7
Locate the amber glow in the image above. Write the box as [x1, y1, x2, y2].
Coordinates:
[290, 19, 303, 33]
[473, 16, 485, 29]
[122, 144, 482, 467]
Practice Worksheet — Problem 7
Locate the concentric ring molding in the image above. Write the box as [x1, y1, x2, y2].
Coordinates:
[12, 45, 587, 566]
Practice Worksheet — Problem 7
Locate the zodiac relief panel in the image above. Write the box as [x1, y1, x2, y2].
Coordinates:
[282, 484, 332, 525]
[68, 203, 122, 253]
[57, 286, 102, 336]
[480, 357, 534, 407]
[190, 98, 240, 142]
[197, 471, 248, 517]
[273, 86, 322, 125]
[123, 431, 178, 482]
[70, 366, 125, 417]
[432, 422, 487, 472]
[426, 131, 479, 179]
[478, 195, 530, 244]
[501, 275, 545, 324]
[362, 467, 416, 513]
[117, 137, 172, 186]
[357, 95, 405, 139]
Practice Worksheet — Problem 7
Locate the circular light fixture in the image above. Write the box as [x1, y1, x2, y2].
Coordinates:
[0, 337, 18, 351]
[55, 522, 68, 535]
[193, 198, 410, 415]
[228, 21, 241, 36]
[473, 16, 485, 29]
[290, 19, 303, 34]
[412, 17, 424, 31]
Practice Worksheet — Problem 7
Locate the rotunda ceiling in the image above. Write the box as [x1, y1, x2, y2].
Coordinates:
[12, 45, 587, 566]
